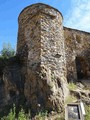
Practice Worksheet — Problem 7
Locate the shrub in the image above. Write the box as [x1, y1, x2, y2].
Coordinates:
[1, 105, 16, 120]
[18, 108, 27, 120]
[1, 105, 31, 120]
[0, 42, 15, 59]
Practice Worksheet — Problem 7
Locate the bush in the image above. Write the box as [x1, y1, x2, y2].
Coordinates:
[1, 105, 16, 120]
[0, 42, 15, 59]
[18, 109, 27, 120]
[1, 105, 31, 120]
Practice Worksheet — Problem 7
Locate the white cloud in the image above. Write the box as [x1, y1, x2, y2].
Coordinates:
[64, 0, 90, 32]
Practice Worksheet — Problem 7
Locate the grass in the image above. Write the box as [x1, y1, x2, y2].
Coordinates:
[35, 110, 48, 120]
[0, 105, 31, 120]
[85, 105, 90, 120]
[68, 82, 77, 91]
[65, 95, 77, 104]
[57, 112, 65, 120]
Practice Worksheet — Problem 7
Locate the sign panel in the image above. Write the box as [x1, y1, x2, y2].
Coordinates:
[65, 103, 84, 120]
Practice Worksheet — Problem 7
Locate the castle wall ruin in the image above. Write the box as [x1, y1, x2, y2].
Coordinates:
[0, 3, 90, 115]
[64, 27, 90, 82]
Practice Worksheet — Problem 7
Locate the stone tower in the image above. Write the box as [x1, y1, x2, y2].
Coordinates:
[17, 3, 68, 112]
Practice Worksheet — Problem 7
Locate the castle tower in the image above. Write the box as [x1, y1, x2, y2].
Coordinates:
[17, 3, 68, 112]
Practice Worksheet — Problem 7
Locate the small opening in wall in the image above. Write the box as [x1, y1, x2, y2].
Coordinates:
[75, 56, 90, 80]
[54, 53, 61, 58]
[76, 57, 84, 80]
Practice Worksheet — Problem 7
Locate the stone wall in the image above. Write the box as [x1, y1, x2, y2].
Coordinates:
[0, 2, 90, 116]
[64, 27, 90, 82]
[17, 3, 68, 113]
[0, 57, 24, 116]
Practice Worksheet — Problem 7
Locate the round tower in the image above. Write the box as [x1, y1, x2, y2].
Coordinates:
[17, 3, 68, 113]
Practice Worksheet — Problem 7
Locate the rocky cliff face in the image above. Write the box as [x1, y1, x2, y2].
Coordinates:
[0, 57, 25, 115]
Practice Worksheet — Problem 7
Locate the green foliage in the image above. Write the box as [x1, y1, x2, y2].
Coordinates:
[1, 105, 31, 120]
[18, 108, 29, 120]
[5, 109, 15, 120]
[85, 105, 90, 120]
[68, 82, 77, 90]
[35, 111, 48, 120]
[0, 42, 15, 59]
[65, 95, 77, 104]
[55, 113, 65, 120]
[1, 105, 16, 120]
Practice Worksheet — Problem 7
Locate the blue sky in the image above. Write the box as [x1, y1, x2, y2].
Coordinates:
[0, 0, 90, 50]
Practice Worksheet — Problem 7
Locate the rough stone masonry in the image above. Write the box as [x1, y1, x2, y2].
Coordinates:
[0, 3, 90, 115]
[17, 3, 68, 112]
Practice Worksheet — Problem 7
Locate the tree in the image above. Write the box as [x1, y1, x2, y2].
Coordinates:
[0, 42, 15, 58]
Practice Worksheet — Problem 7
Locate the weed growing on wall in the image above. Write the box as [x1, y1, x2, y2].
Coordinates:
[68, 82, 77, 91]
